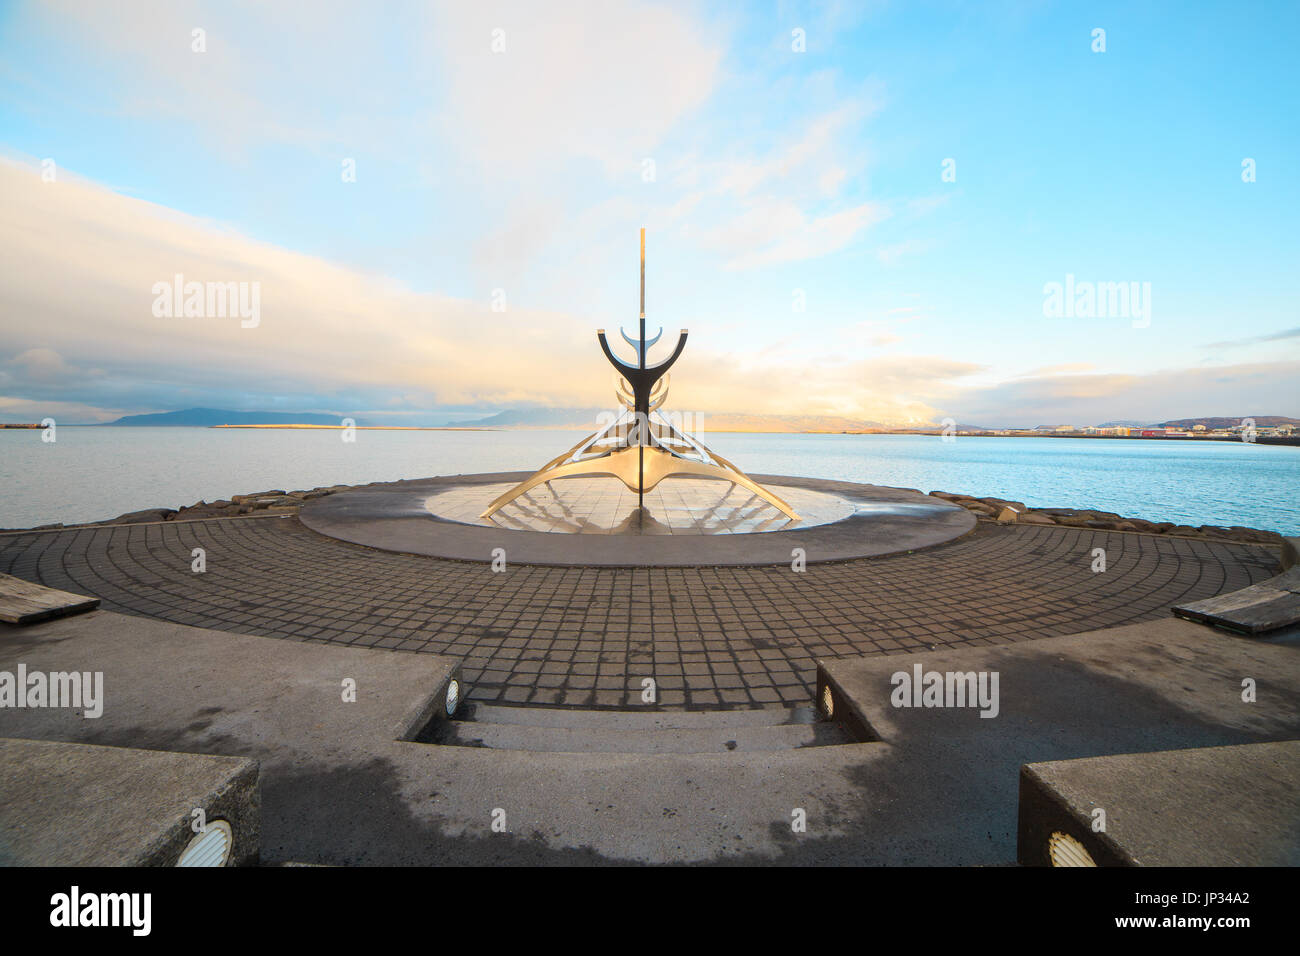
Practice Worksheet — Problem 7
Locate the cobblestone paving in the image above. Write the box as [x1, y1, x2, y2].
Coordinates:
[0, 515, 1280, 709]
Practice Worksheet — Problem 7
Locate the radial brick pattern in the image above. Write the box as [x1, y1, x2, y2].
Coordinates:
[0, 516, 1279, 709]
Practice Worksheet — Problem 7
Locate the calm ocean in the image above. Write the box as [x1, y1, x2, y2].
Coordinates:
[1, 427, 1297, 534]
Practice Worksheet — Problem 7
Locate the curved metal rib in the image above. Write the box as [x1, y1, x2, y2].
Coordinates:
[621, 325, 662, 365]
[597, 329, 688, 378]
[597, 330, 634, 377]
[646, 330, 688, 375]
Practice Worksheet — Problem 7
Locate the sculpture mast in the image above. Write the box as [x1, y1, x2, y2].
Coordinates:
[640, 226, 646, 362]
[638, 227, 646, 509]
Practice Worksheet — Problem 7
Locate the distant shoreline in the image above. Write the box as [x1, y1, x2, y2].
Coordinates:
[0, 423, 1296, 445]
[209, 424, 493, 431]
[877, 431, 1300, 447]
[212, 426, 1295, 445]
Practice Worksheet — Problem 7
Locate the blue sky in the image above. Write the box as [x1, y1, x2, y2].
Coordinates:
[0, 0, 1297, 426]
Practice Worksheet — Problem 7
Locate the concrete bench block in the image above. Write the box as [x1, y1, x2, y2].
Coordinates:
[1018, 740, 1300, 866]
[0, 737, 259, 866]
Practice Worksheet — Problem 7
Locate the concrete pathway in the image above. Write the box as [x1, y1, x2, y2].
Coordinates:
[2, 611, 1295, 865]
[0, 515, 1280, 709]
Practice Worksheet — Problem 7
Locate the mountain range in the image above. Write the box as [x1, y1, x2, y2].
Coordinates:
[91, 408, 1299, 432]
[447, 408, 889, 432]
[104, 407, 363, 427]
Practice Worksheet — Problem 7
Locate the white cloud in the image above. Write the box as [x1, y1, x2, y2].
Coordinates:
[0, 395, 125, 424]
[9, 158, 1286, 429]
[948, 362, 1300, 427]
[663, 94, 887, 271]
[0, 158, 597, 408]
[714, 200, 889, 270]
[4, 348, 78, 382]
[0, 158, 978, 424]
[23, 0, 408, 157]
[431, 1, 724, 176]
[876, 237, 936, 266]
[906, 194, 952, 217]
[713, 103, 870, 199]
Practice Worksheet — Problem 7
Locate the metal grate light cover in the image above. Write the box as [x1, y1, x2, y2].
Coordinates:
[480, 229, 799, 522]
[1047, 830, 1097, 867]
[177, 820, 233, 867]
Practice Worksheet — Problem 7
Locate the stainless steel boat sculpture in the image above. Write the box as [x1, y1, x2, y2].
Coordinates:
[480, 229, 799, 522]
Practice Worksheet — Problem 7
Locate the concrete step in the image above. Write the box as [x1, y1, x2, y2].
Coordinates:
[431, 712, 855, 754]
[460, 701, 819, 730]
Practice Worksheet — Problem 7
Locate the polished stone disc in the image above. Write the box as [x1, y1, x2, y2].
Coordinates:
[425, 477, 855, 535]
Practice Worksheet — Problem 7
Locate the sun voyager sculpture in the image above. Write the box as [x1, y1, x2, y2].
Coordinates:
[481, 229, 799, 523]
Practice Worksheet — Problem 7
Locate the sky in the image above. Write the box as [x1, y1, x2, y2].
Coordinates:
[0, 0, 1297, 427]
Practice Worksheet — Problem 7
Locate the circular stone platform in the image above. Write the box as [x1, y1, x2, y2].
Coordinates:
[298, 472, 976, 567]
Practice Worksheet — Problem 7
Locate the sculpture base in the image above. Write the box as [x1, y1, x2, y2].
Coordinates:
[437, 476, 851, 535]
[298, 473, 977, 567]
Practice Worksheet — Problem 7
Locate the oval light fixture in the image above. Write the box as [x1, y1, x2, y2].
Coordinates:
[445, 678, 461, 717]
[1048, 830, 1097, 867]
[177, 819, 233, 867]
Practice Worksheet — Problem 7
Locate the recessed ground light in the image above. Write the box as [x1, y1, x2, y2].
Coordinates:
[819, 684, 834, 719]
[1047, 831, 1096, 867]
[445, 678, 460, 716]
[177, 820, 233, 867]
